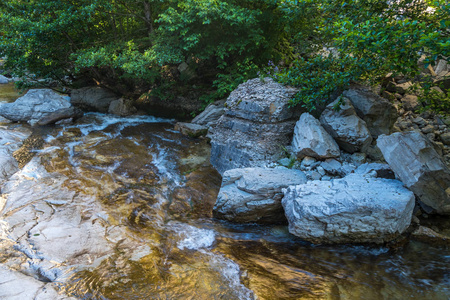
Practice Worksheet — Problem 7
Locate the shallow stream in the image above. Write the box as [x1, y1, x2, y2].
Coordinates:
[0, 85, 449, 299]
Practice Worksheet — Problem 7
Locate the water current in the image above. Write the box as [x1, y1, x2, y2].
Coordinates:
[1, 85, 450, 299]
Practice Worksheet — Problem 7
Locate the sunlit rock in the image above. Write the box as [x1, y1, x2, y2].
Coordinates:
[282, 174, 415, 244]
[378, 131, 450, 214]
[0, 89, 71, 124]
[213, 167, 307, 223]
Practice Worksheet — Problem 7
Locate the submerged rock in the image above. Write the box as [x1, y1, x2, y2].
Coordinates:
[213, 167, 307, 223]
[209, 78, 301, 174]
[377, 131, 450, 214]
[0, 89, 71, 124]
[320, 98, 372, 153]
[292, 112, 340, 159]
[282, 174, 415, 244]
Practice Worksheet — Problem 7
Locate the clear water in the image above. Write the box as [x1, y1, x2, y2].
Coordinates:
[1, 91, 450, 299]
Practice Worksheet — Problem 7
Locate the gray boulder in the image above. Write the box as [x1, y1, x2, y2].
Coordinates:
[71, 86, 119, 112]
[213, 167, 307, 223]
[0, 89, 71, 124]
[192, 100, 225, 127]
[210, 78, 301, 174]
[0, 128, 31, 184]
[282, 174, 415, 244]
[377, 131, 450, 214]
[343, 85, 398, 137]
[0, 74, 10, 84]
[292, 113, 340, 159]
[320, 98, 372, 153]
[108, 98, 137, 116]
[36, 107, 83, 126]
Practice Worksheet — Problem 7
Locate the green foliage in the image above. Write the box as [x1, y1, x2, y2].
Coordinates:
[275, 0, 450, 113]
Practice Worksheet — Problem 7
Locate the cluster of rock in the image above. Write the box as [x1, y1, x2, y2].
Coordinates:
[0, 86, 138, 126]
[198, 77, 450, 244]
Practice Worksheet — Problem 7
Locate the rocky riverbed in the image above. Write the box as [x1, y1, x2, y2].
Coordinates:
[1, 83, 450, 299]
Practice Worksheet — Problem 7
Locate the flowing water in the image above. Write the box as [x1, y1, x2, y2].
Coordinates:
[1, 86, 450, 300]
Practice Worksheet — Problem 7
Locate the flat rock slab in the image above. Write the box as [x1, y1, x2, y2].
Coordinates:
[213, 167, 307, 223]
[175, 122, 208, 138]
[282, 174, 415, 244]
[377, 131, 450, 214]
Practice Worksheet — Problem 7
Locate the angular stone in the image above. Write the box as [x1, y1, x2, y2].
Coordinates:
[175, 122, 208, 138]
[355, 163, 395, 179]
[292, 113, 340, 159]
[343, 85, 398, 137]
[192, 100, 225, 127]
[282, 174, 415, 244]
[213, 167, 307, 223]
[320, 98, 372, 153]
[71, 86, 119, 112]
[377, 131, 450, 214]
[411, 226, 450, 246]
[36, 107, 83, 126]
[440, 132, 450, 145]
[0, 89, 71, 124]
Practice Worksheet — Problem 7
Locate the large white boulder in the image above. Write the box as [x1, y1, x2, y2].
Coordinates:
[213, 167, 307, 223]
[377, 131, 450, 214]
[292, 113, 340, 159]
[320, 98, 372, 153]
[282, 174, 415, 244]
[0, 89, 71, 124]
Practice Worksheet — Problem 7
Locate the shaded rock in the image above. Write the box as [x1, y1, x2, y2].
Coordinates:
[320, 159, 342, 176]
[175, 122, 208, 138]
[401, 94, 420, 111]
[434, 59, 448, 75]
[440, 132, 450, 145]
[387, 81, 413, 94]
[0, 74, 10, 84]
[292, 113, 340, 159]
[282, 174, 415, 244]
[343, 85, 398, 137]
[36, 107, 83, 126]
[210, 78, 301, 174]
[213, 167, 307, 223]
[377, 131, 450, 214]
[411, 226, 450, 245]
[320, 98, 372, 153]
[0, 89, 71, 124]
[71, 86, 119, 112]
[108, 98, 137, 116]
[355, 163, 395, 179]
[192, 100, 225, 127]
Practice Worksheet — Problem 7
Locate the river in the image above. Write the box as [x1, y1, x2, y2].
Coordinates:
[0, 84, 449, 299]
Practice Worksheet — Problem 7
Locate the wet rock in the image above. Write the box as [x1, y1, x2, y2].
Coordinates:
[209, 78, 301, 174]
[0, 127, 32, 184]
[320, 98, 372, 153]
[292, 113, 340, 159]
[71, 86, 119, 112]
[192, 100, 225, 127]
[0, 265, 75, 300]
[377, 131, 450, 214]
[108, 98, 137, 116]
[0, 74, 10, 84]
[411, 226, 450, 245]
[343, 85, 398, 137]
[175, 122, 208, 138]
[213, 167, 307, 223]
[282, 174, 415, 244]
[36, 107, 83, 126]
[0, 89, 71, 124]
